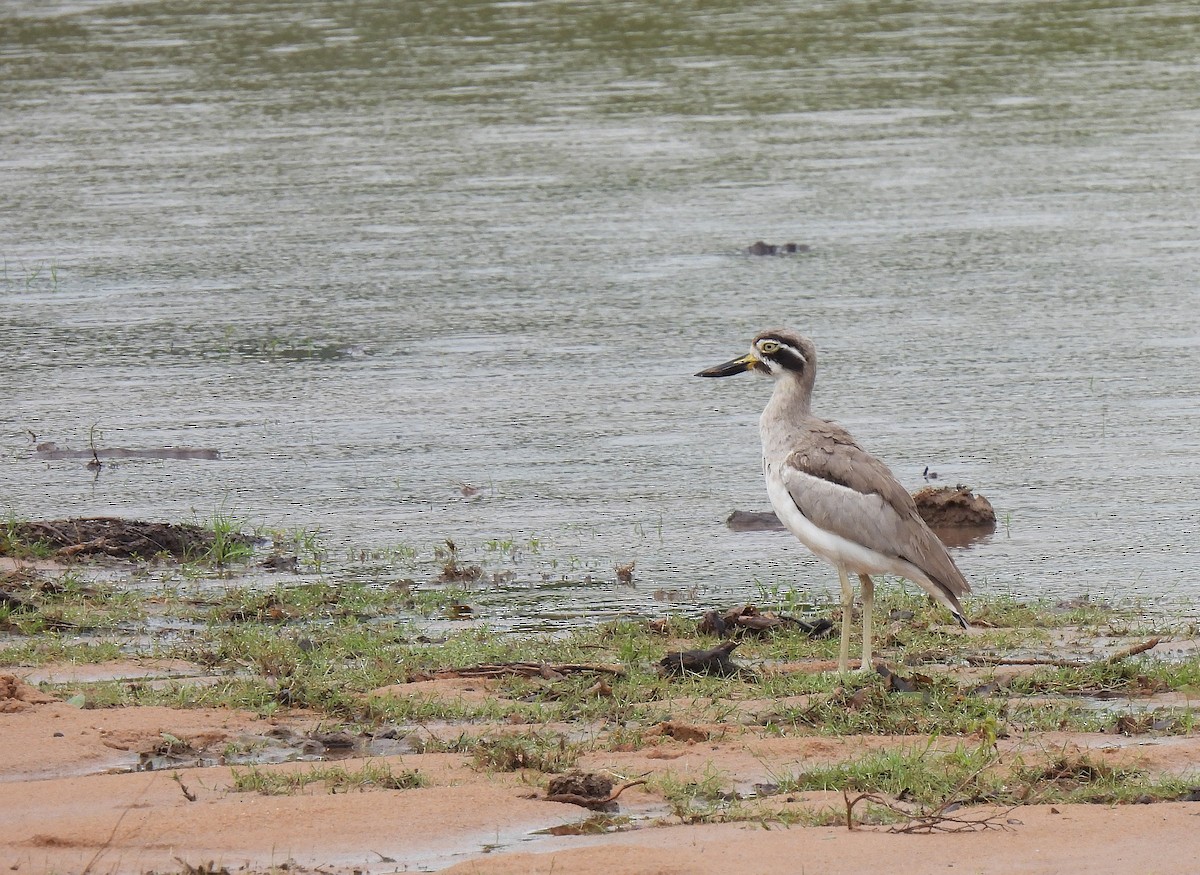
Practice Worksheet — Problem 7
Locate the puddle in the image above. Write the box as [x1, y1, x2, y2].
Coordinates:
[129, 726, 425, 774]
[17, 660, 209, 686]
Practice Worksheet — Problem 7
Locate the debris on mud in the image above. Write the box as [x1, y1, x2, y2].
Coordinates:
[651, 721, 711, 743]
[874, 663, 932, 693]
[699, 604, 834, 639]
[545, 771, 646, 811]
[414, 662, 626, 681]
[659, 641, 750, 678]
[435, 539, 483, 582]
[0, 517, 255, 562]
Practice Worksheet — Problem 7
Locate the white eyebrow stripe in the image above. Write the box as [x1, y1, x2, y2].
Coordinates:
[760, 340, 807, 368]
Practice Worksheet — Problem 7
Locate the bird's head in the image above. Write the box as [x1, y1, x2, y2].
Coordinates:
[695, 328, 815, 381]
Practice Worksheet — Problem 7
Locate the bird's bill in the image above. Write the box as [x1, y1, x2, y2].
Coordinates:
[695, 353, 758, 378]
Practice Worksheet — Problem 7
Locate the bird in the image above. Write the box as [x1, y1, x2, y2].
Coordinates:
[696, 328, 970, 672]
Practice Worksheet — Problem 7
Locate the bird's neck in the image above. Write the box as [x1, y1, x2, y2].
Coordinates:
[765, 373, 813, 422]
[759, 373, 815, 461]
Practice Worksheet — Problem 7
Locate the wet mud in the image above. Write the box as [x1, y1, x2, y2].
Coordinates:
[0, 517, 255, 561]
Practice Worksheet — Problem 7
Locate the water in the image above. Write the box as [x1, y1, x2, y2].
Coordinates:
[3, 0, 1199, 623]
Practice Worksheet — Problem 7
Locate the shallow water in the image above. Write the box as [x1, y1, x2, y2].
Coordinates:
[3, 0, 1199, 623]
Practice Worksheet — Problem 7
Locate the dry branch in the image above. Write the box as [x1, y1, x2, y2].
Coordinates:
[1104, 637, 1160, 664]
[546, 779, 647, 810]
[843, 790, 1014, 834]
[965, 637, 1161, 670]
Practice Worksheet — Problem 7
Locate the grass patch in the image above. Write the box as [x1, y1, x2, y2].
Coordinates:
[0, 570, 144, 634]
[1009, 658, 1200, 697]
[470, 732, 582, 773]
[652, 765, 741, 823]
[230, 760, 425, 795]
[777, 742, 998, 806]
[0, 516, 55, 559]
[193, 510, 257, 566]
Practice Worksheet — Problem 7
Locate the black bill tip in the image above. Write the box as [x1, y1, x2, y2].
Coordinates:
[695, 354, 757, 378]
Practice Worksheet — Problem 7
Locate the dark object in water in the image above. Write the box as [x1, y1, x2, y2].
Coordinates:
[260, 553, 299, 573]
[659, 641, 748, 678]
[0, 517, 254, 561]
[700, 604, 833, 639]
[746, 241, 811, 256]
[725, 510, 786, 532]
[36, 442, 220, 461]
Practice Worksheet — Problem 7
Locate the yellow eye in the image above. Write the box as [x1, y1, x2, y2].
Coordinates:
[759, 340, 780, 354]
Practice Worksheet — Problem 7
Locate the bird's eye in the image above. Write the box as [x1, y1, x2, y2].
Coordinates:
[759, 340, 780, 354]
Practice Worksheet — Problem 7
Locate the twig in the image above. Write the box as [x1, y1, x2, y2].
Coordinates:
[172, 771, 197, 802]
[429, 662, 626, 680]
[964, 655, 1086, 668]
[1104, 637, 1160, 664]
[843, 790, 1014, 834]
[842, 745, 1012, 834]
[965, 637, 1161, 670]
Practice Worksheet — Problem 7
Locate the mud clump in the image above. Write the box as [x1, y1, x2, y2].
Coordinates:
[912, 485, 997, 547]
[0, 673, 58, 713]
[0, 517, 254, 561]
[548, 771, 613, 800]
[911, 485, 996, 528]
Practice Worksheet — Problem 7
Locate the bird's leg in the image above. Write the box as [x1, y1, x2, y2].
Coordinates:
[858, 573, 874, 672]
[837, 564, 853, 673]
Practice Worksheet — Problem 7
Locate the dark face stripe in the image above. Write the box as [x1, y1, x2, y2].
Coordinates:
[764, 342, 807, 374]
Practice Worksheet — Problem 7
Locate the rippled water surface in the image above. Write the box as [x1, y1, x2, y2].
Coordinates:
[3, 0, 1199, 622]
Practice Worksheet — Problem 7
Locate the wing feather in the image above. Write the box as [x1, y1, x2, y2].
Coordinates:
[781, 422, 970, 600]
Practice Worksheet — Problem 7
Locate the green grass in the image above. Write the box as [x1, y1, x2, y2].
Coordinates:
[194, 510, 256, 566]
[0, 515, 55, 559]
[0, 571, 144, 634]
[775, 742, 1200, 810]
[652, 765, 741, 823]
[470, 732, 582, 773]
[1009, 658, 1200, 697]
[776, 741, 998, 805]
[0, 638, 126, 667]
[230, 760, 425, 795]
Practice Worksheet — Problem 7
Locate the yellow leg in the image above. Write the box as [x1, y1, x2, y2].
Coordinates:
[837, 564, 853, 673]
[859, 573, 874, 671]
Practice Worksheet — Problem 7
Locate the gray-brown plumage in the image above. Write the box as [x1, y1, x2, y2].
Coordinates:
[697, 327, 970, 672]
